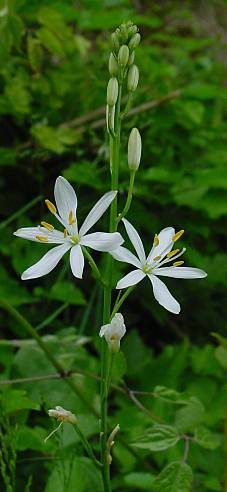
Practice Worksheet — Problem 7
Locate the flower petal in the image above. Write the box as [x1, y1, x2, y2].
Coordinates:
[116, 269, 145, 289]
[153, 266, 207, 279]
[122, 218, 146, 264]
[54, 176, 78, 226]
[148, 274, 180, 314]
[110, 246, 141, 268]
[21, 243, 71, 280]
[79, 191, 117, 237]
[70, 245, 84, 278]
[14, 226, 65, 244]
[147, 227, 175, 263]
[80, 231, 123, 251]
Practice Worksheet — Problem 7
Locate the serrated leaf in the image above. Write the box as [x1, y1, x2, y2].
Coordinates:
[153, 461, 193, 492]
[131, 424, 180, 452]
[175, 397, 205, 433]
[194, 426, 220, 450]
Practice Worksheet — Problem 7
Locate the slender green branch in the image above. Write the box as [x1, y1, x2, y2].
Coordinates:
[111, 286, 135, 319]
[116, 170, 136, 224]
[82, 247, 106, 286]
[73, 425, 102, 469]
[121, 92, 133, 119]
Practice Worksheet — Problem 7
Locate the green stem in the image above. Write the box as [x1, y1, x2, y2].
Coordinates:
[116, 170, 135, 225]
[111, 286, 135, 319]
[0, 299, 96, 415]
[100, 83, 122, 492]
[82, 247, 106, 286]
[73, 425, 102, 469]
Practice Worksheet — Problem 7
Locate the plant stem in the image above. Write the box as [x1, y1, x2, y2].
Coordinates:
[73, 425, 102, 469]
[82, 246, 106, 286]
[116, 170, 136, 225]
[100, 83, 122, 492]
[111, 286, 135, 319]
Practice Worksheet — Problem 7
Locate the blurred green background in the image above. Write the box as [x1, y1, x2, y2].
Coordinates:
[0, 0, 227, 491]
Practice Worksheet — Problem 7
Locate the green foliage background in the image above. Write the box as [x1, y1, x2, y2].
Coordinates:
[0, 0, 227, 491]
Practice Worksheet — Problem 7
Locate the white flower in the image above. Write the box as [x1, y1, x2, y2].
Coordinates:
[99, 313, 126, 352]
[48, 405, 77, 424]
[14, 176, 123, 280]
[111, 219, 207, 315]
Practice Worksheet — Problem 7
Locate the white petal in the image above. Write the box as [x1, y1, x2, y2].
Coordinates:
[99, 323, 110, 337]
[14, 227, 66, 244]
[70, 245, 84, 278]
[147, 227, 175, 263]
[148, 274, 180, 314]
[122, 218, 146, 264]
[79, 191, 117, 236]
[153, 266, 207, 279]
[21, 243, 71, 280]
[54, 176, 78, 225]
[110, 246, 141, 268]
[80, 232, 123, 251]
[116, 269, 145, 289]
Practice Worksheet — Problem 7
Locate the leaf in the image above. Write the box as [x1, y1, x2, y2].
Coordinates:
[194, 426, 220, 450]
[153, 461, 193, 492]
[45, 457, 103, 492]
[153, 386, 188, 404]
[37, 27, 65, 57]
[214, 346, 227, 370]
[131, 424, 180, 452]
[123, 472, 155, 490]
[42, 281, 86, 306]
[27, 36, 43, 72]
[112, 351, 127, 382]
[175, 397, 205, 433]
[1, 389, 40, 413]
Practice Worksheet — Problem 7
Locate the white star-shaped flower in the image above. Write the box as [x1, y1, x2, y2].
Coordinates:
[99, 313, 126, 352]
[14, 176, 123, 280]
[111, 219, 207, 314]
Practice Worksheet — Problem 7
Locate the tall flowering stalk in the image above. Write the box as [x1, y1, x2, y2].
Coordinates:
[13, 22, 207, 492]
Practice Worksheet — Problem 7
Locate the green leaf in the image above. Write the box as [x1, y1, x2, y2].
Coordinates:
[45, 457, 103, 492]
[214, 346, 227, 370]
[153, 461, 193, 492]
[41, 281, 86, 306]
[1, 389, 40, 413]
[112, 351, 127, 382]
[153, 386, 188, 404]
[131, 424, 180, 452]
[123, 472, 155, 490]
[194, 426, 220, 450]
[37, 27, 65, 57]
[27, 36, 43, 72]
[174, 397, 205, 433]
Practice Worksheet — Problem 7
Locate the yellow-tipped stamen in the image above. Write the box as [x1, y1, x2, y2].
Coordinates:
[64, 228, 68, 238]
[173, 230, 184, 242]
[167, 248, 180, 259]
[173, 261, 184, 267]
[45, 199, 56, 214]
[68, 210, 76, 225]
[36, 235, 48, 242]
[153, 255, 161, 261]
[41, 221, 54, 231]
[153, 234, 159, 247]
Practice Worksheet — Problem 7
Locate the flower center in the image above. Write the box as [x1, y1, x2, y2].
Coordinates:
[143, 263, 152, 274]
[71, 234, 79, 244]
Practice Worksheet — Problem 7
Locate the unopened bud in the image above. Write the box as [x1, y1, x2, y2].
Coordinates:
[111, 32, 120, 52]
[128, 25, 138, 38]
[127, 64, 139, 92]
[128, 33, 141, 50]
[109, 53, 119, 76]
[128, 50, 135, 66]
[107, 78, 118, 106]
[128, 128, 142, 171]
[118, 45, 129, 66]
[120, 24, 128, 43]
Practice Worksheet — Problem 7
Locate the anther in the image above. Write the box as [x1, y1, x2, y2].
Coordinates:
[153, 255, 161, 261]
[153, 234, 159, 247]
[36, 235, 48, 242]
[45, 200, 56, 214]
[167, 249, 180, 258]
[64, 228, 68, 238]
[41, 221, 54, 231]
[173, 261, 184, 267]
[68, 210, 76, 225]
[173, 230, 184, 242]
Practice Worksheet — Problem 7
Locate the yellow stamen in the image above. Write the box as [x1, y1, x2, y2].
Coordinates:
[69, 210, 76, 225]
[64, 228, 68, 238]
[173, 261, 184, 267]
[153, 234, 159, 247]
[173, 230, 184, 242]
[41, 221, 54, 231]
[167, 249, 180, 258]
[45, 199, 56, 214]
[153, 255, 161, 261]
[36, 235, 48, 242]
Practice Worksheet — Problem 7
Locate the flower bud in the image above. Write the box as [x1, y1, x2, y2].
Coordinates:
[111, 32, 120, 52]
[107, 78, 118, 106]
[48, 406, 77, 424]
[128, 25, 138, 38]
[108, 53, 119, 76]
[128, 33, 141, 50]
[99, 313, 126, 353]
[118, 45, 129, 66]
[128, 50, 135, 66]
[127, 64, 139, 92]
[128, 128, 142, 171]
